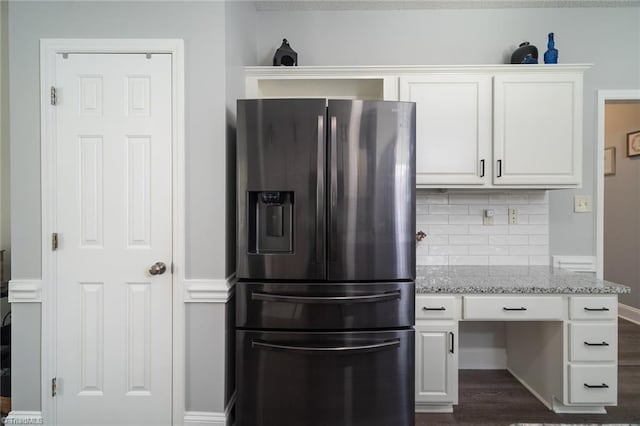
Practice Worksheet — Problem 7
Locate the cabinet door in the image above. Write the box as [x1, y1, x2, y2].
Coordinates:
[400, 75, 491, 186]
[415, 324, 458, 404]
[493, 73, 582, 185]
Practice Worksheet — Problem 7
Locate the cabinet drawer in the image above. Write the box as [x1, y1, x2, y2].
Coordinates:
[463, 296, 563, 320]
[570, 296, 617, 320]
[570, 323, 617, 362]
[569, 364, 617, 404]
[417, 296, 456, 320]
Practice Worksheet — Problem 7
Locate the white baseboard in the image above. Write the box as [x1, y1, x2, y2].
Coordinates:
[183, 411, 226, 426]
[459, 348, 507, 369]
[3, 411, 44, 425]
[552, 255, 596, 273]
[619, 303, 640, 325]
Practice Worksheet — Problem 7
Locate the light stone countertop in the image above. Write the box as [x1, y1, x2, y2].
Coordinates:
[415, 266, 631, 294]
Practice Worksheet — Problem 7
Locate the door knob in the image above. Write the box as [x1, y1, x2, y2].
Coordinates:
[149, 261, 167, 276]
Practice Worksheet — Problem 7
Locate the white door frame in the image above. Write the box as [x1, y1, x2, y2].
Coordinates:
[40, 39, 185, 426]
[595, 89, 640, 279]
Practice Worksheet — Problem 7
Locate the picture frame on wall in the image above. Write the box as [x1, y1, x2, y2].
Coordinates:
[627, 130, 640, 157]
[605, 147, 616, 176]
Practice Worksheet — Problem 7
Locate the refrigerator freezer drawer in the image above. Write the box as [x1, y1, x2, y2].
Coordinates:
[236, 329, 415, 426]
[236, 282, 415, 330]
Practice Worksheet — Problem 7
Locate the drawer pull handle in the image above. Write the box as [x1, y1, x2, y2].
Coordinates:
[252, 290, 401, 304]
[503, 307, 527, 311]
[584, 341, 609, 347]
[584, 307, 610, 312]
[252, 339, 400, 354]
[584, 383, 609, 389]
[423, 306, 446, 311]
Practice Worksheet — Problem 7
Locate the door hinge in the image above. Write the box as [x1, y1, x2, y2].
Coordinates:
[52, 377, 57, 397]
[52, 233, 59, 251]
[50, 86, 57, 105]
[171, 262, 174, 274]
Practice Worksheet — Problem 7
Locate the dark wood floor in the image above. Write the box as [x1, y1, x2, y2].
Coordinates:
[416, 319, 640, 425]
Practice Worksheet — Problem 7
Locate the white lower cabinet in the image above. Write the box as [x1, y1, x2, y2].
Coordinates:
[569, 364, 617, 404]
[415, 323, 459, 411]
[565, 295, 618, 408]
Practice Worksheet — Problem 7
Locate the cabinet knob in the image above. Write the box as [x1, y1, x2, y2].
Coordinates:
[416, 230, 427, 242]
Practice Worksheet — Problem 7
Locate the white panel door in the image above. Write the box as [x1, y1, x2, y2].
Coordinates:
[399, 75, 492, 186]
[493, 73, 582, 185]
[415, 324, 458, 404]
[55, 53, 172, 426]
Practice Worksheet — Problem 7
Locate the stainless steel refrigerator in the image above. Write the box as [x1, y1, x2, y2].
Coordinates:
[235, 99, 416, 426]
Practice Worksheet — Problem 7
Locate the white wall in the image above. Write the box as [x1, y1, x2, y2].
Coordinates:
[7, 0, 231, 415]
[255, 6, 640, 259]
[604, 101, 640, 309]
[9, 0, 227, 280]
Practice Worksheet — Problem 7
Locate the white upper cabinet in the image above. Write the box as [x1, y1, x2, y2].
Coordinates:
[493, 73, 583, 186]
[400, 75, 492, 186]
[244, 65, 589, 188]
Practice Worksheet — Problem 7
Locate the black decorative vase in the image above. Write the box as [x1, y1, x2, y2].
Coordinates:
[273, 39, 298, 66]
[510, 42, 538, 64]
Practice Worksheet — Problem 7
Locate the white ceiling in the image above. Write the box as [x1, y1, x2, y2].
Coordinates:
[252, 0, 640, 11]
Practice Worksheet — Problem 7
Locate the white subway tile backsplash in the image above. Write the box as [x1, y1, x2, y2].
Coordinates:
[448, 215, 483, 225]
[449, 193, 489, 205]
[489, 255, 529, 266]
[469, 245, 510, 256]
[429, 205, 469, 215]
[450, 255, 489, 266]
[515, 205, 548, 215]
[528, 235, 549, 245]
[509, 245, 549, 256]
[489, 235, 529, 245]
[449, 235, 489, 245]
[529, 255, 551, 265]
[415, 190, 549, 266]
[416, 204, 430, 214]
[423, 194, 449, 204]
[429, 224, 469, 235]
[468, 225, 509, 235]
[469, 205, 509, 215]
[418, 255, 448, 265]
[489, 193, 508, 204]
[416, 244, 429, 254]
[526, 191, 549, 204]
[493, 215, 509, 225]
[417, 214, 449, 224]
[419, 235, 449, 245]
[429, 245, 469, 256]
[507, 193, 529, 204]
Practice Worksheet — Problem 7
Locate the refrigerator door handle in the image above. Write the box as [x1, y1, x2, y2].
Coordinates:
[251, 290, 402, 304]
[329, 116, 338, 262]
[252, 339, 401, 354]
[316, 115, 325, 264]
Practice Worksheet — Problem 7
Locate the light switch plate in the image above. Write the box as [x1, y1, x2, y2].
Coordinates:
[574, 195, 592, 213]
[483, 209, 494, 225]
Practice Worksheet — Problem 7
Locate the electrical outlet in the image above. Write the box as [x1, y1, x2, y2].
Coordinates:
[483, 209, 495, 226]
[508, 208, 518, 225]
[574, 195, 592, 213]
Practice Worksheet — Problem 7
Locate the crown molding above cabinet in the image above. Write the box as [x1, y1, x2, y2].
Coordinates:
[245, 65, 590, 189]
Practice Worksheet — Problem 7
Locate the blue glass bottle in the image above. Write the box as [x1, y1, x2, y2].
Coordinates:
[544, 32, 558, 64]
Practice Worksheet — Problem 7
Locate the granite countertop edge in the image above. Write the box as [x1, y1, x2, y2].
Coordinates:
[415, 266, 631, 295]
